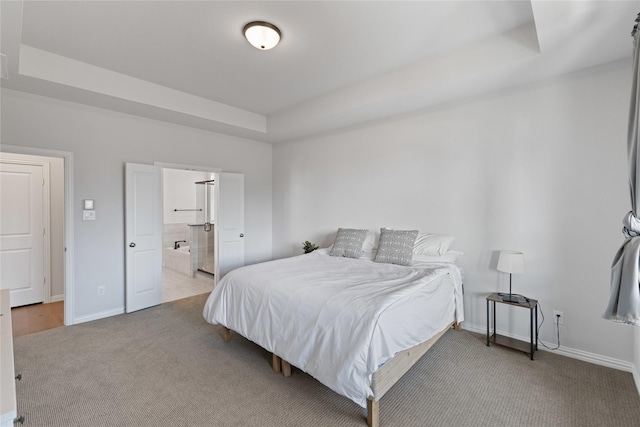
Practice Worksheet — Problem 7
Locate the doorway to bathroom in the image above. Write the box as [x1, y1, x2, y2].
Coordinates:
[160, 167, 217, 303]
[125, 161, 244, 312]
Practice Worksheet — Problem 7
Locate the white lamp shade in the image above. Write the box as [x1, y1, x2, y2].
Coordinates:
[244, 22, 281, 50]
[497, 251, 526, 274]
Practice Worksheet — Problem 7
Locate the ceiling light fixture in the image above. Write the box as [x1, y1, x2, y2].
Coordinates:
[243, 21, 281, 50]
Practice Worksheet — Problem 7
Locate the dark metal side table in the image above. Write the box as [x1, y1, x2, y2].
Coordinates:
[486, 292, 538, 360]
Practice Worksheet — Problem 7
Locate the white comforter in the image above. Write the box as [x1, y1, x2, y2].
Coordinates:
[202, 250, 464, 407]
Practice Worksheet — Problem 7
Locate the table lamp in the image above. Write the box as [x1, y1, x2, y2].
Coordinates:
[497, 250, 526, 303]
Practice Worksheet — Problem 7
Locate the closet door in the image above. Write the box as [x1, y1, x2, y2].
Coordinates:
[0, 162, 45, 307]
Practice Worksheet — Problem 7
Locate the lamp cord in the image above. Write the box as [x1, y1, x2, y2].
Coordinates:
[536, 301, 561, 351]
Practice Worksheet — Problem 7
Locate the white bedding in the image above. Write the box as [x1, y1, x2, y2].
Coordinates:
[202, 249, 464, 407]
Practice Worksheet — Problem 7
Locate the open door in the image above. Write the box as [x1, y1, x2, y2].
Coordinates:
[217, 172, 245, 277]
[125, 163, 162, 313]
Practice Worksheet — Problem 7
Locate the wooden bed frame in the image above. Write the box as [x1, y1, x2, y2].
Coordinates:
[221, 320, 461, 427]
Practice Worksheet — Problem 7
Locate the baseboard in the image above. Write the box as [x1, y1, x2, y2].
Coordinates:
[49, 294, 64, 303]
[73, 307, 124, 324]
[462, 322, 634, 373]
[633, 363, 640, 396]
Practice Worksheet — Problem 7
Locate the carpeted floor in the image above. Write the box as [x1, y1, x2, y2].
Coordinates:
[13, 294, 640, 427]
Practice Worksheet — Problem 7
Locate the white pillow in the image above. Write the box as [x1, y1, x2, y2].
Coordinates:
[315, 247, 332, 255]
[361, 229, 379, 253]
[413, 234, 455, 257]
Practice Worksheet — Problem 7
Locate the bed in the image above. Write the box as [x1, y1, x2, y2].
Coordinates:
[203, 243, 463, 427]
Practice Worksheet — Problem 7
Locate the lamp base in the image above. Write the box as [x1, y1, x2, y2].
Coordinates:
[500, 293, 521, 303]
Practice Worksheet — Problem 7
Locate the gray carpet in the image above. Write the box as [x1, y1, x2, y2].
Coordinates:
[13, 294, 640, 427]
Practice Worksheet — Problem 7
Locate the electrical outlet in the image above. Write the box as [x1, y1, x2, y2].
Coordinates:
[97, 286, 105, 296]
[553, 310, 564, 325]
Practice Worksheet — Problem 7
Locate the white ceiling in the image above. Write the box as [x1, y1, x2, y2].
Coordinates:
[1, 1, 638, 143]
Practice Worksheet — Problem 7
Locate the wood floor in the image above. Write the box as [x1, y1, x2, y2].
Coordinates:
[11, 267, 214, 338]
[11, 301, 64, 338]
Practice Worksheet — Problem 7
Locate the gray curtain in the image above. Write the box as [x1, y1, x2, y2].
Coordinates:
[604, 14, 640, 326]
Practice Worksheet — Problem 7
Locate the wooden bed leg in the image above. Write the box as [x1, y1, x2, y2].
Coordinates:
[272, 354, 281, 373]
[367, 399, 379, 427]
[281, 360, 292, 377]
[454, 322, 462, 331]
[222, 327, 231, 342]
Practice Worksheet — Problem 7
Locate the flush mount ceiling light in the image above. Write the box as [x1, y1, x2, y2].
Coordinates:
[243, 21, 281, 50]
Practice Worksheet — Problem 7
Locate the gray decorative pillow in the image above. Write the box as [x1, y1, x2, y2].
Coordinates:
[329, 228, 368, 258]
[374, 228, 419, 266]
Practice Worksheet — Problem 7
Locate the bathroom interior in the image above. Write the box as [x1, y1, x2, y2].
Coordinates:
[162, 168, 216, 303]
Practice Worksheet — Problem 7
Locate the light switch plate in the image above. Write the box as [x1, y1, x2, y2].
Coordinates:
[83, 199, 94, 210]
[83, 210, 96, 221]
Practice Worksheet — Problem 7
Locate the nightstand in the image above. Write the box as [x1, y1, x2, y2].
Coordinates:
[486, 292, 538, 360]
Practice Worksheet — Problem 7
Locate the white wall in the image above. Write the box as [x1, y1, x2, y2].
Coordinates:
[1, 88, 272, 323]
[162, 169, 210, 225]
[273, 59, 636, 365]
[0, 152, 65, 300]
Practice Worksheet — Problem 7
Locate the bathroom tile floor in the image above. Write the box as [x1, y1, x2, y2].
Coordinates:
[162, 267, 215, 303]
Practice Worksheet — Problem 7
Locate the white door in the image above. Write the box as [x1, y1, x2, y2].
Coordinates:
[125, 163, 162, 313]
[218, 173, 245, 277]
[0, 162, 45, 307]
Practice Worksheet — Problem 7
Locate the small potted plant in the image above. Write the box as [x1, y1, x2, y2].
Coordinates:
[302, 241, 319, 254]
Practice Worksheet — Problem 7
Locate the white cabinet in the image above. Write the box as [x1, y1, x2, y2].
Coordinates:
[0, 290, 18, 426]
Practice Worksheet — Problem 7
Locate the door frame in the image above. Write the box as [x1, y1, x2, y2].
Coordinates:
[0, 144, 74, 326]
[0, 158, 51, 304]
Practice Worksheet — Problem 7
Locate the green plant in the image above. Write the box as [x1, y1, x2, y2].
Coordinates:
[302, 240, 319, 254]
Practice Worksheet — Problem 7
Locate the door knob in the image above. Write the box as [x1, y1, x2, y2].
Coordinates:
[129, 242, 136, 248]
[239, 233, 244, 238]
